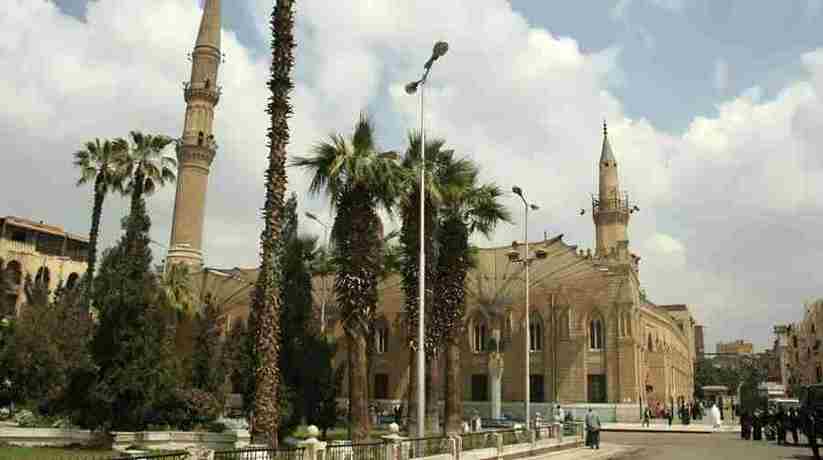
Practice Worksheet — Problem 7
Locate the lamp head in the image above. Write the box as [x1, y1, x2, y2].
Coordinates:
[512, 186, 523, 197]
[305, 212, 318, 221]
[405, 81, 419, 95]
[530, 204, 540, 211]
[432, 41, 449, 60]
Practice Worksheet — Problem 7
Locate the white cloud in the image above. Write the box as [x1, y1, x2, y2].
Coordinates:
[2, 0, 823, 350]
[713, 58, 729, 92]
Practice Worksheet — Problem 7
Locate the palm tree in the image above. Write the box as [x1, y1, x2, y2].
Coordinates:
[436, 170, 509, 433]
[161, 263, 196, 314]
[247, 0, 296, 447]
[118, 131, 176, 252]
[292, 114, 401, 442]
[398, 134, 475, 431]
[73, 137, 128, 305]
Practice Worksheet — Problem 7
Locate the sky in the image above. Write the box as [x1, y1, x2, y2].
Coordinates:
[2, 0, 823, 352]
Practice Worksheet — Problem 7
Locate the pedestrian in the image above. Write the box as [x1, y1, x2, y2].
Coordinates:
[789, 408, 800, 445]
[584, 408, 601, 449]
[776, 406, 787, 445]
[667, 407, 674, 427]
[740, 410, 750, 440]
[710, 403, 721, 430]
[642, 407, 651, 428]
[753, 411, 763, 441]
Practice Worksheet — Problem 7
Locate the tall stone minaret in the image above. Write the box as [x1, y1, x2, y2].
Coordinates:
[167, 0, 222, 268]
[593, 122, 631, 257]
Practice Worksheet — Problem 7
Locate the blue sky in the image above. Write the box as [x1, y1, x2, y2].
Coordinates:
[4, 0, 823, 351]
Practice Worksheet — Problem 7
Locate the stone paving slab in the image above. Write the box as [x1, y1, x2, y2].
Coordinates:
[602, 423, 740, 433]
[529, 443, 640, 460]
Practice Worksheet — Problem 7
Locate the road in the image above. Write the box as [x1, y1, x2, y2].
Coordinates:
[602, 431, 815, 460]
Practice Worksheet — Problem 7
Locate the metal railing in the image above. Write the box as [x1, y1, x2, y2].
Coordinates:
[213, 447, 304, 460]
[497, 429, 528, 446]
[460, 431, 496, 451]
[325, 441, 386, 460]
[403, 436, 451, 458]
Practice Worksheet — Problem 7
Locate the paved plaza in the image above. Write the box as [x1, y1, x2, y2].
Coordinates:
[600, 431, 813, 460]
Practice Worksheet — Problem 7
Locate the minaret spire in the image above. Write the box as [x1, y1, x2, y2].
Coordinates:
[166, 0, 223, 269]
[592, 122, 630, 257]
[195, 0, 222, 51]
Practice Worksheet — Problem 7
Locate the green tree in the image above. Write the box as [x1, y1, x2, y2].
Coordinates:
[292, 114, 401, 441]
[436, 176, 509, 433]
[88, 186, 179, 431]
[0, 275, 94, 409]
[118, 131, 176, 254]
[161, 263, 196, 314]
[247, 0, 297, 447]
[192, 294, 227, 401]
[73, 138, 128, 306]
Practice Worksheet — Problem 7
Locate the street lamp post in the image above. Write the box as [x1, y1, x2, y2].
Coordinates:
[306, 212, 332, 334]
[405, 40, 448, 438]
[509, 186, 541, 428]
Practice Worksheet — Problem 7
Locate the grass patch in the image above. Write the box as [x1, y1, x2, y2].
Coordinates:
[0, 447, 118, 459]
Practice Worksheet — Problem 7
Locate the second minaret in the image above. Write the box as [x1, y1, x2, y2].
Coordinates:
[167, 0, 222, 268]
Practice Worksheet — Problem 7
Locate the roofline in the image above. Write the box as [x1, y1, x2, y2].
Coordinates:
[1, 216, 89, 243]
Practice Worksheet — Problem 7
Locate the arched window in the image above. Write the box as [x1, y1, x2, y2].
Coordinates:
[647, 333, 654, 352]
[625, 313, 632, 336]
[589, 318, 604, 350]
[558, 308, 570, 340]
[473, 320, 487, 353]
[375, 324, 389, 354]
[6, 261, 22, 286]
[35, 266, 50, 287]
[793, 335, 798, 348]
[529, 313, 543, 351]
[66, 273, 80, 290]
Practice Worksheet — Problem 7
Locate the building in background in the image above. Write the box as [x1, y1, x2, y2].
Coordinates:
[0, 216, 88, 315]
[717, 340, 754, 355]
[694, 325, 705, 358]
[781, 299, 823, 393]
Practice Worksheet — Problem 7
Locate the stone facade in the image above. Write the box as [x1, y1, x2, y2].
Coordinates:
[716, 339, 754, 355]
[779, 299, 823, 391]
[0, 216, 88, 315]
[192, 125, 697, 414]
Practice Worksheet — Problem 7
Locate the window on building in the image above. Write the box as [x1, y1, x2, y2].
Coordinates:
[558, 308, 570, 339]
[35, 266, 50, 287]
[529, 314, 542, 351]
[66, 273, 79, 290]
[374, 373, 389, 399]
[793, 335, 799, 348]
[589, 318, 604, 350]
[471, 374, 488, 401]
[473, 321, 487, 353]
[817, 366, 822, 383]
[648, 334, 654, 352]
[11, 230, 26, 243]
[375, 325, 389, 354]
[530, 375, 545, 402]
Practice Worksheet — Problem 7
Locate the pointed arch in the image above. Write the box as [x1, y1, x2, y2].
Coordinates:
[557, 307, 571, 340]
[647, 333, 654, 352]
[589, 311, 605, 351]
[529, 311, 543, 351]
[374, 315, 390, 354]
[468, 309, 490, 353]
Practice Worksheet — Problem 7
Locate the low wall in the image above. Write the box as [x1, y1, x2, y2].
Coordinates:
[462, 402, 640, 423]
[0, 427, 93, 447]
[0, 427, 250, 451]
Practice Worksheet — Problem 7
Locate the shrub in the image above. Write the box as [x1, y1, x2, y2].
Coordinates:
[154, 388, 222, 431]
[13, 409, 36, 427]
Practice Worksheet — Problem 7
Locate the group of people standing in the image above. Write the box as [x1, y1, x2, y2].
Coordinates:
[641, 400, 707, 427]
[740, 406, 802, 445]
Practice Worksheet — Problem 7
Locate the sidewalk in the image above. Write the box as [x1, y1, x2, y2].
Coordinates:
[530, 443, 639, 460]
[602, 421, 740, 433]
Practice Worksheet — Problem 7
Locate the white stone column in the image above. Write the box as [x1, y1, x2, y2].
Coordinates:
[488, 352, 504, 420]
[298, 425, 327, 460]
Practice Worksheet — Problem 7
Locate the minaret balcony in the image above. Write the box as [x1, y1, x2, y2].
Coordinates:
[183, 81, 221, 105]
[592, 194, 630, 213]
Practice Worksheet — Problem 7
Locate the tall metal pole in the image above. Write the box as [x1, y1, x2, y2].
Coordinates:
[417, 78, 426, 439]
[524, 201, 530, 427]
[320, 223, 329, 334]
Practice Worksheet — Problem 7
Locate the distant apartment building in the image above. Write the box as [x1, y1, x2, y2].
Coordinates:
[716, 339, 754, 355]
[782, 299, 823, 391]
[694, 325, 705, 358]
[0, 216, 88, 315]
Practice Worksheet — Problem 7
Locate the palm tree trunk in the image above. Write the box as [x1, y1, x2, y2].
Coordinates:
[350, 330, 370, 441]
[249, 0, 296, 447]
[84, 176, 106, 307]
[406, 347, 418, 430]
[444, 337, 463, 434]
